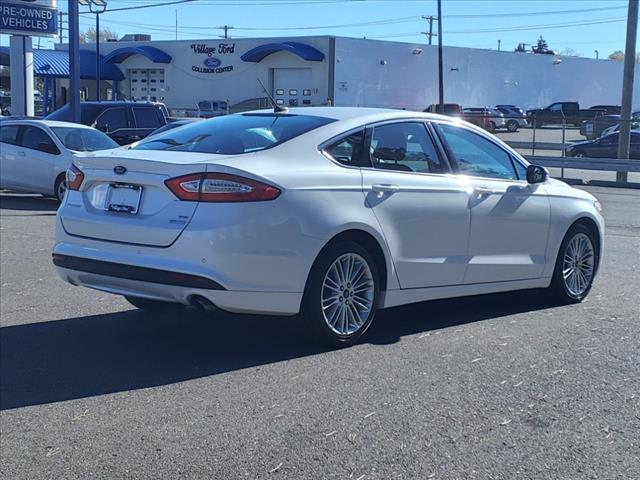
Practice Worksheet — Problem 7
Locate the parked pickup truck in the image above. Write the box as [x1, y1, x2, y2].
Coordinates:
[525, 102, 617, 128]
[46, 101, 179, 145]
[580, 111, 640, 139]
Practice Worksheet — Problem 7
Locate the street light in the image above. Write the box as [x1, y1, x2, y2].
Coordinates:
[79, 0, 108, 101]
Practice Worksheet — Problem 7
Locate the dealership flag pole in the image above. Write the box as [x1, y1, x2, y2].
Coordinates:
[617, 0, 638, 183]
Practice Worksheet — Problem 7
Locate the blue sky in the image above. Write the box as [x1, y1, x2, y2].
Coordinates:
[1, 0, 634, 59]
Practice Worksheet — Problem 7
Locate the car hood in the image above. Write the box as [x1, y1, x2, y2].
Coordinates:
[566, 140, 595, 149]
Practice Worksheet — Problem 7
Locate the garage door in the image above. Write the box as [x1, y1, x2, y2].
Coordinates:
[273, 68, 313, 107]
[129, 68, 165, 102]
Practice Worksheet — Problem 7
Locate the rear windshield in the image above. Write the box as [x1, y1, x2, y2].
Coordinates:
[132, 113, 336, 154]
[51, 127, 118, 151]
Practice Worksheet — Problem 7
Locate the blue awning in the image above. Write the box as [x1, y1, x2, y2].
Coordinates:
[241, 41, 325, 63]
[103, 45, 172, 64]
[0, 47, 124, 80]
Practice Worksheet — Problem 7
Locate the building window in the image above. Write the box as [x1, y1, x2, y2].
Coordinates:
[289, 89, 298, 96]
[131, 79, 138, 83]
[159, 79, 165, 83]
[303, 99, 311, 105]
[275, 99, 284, 105]
[303, 89, 312, 96]
[150, 79, 156, 83]
[275, 89, 284, 95]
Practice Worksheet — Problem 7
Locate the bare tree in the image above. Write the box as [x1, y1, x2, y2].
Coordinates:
[80, 27, 119, 44]
[560, 48, 580, 57]
[607, 50, 640, 63]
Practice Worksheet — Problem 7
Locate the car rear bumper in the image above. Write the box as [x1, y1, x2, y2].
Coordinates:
[54, 261, 302, 316]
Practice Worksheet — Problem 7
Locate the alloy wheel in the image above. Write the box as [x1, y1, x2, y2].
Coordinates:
[562, 233, 595, 297]
[321, 253, 374, 335]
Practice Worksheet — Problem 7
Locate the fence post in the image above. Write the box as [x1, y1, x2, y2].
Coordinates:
[532, 114, 536, 157]
[561, 116, 566, 178]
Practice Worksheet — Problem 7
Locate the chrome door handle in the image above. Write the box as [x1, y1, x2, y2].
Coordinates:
[474, 186, 494, 196]
[372, 184, 400, 193]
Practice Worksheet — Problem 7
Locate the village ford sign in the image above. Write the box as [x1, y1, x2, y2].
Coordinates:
[0, 0, 58, 37]
[191, 42, 235, 74]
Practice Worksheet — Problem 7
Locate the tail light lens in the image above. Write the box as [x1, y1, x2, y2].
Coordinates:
[165, 173, 280, 202]
[67, 164, 85, 191]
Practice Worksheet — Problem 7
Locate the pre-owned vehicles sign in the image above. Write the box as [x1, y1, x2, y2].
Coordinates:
[0, 0, 58, 37]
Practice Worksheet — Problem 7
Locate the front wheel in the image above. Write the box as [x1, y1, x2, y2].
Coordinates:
[549, 224, 598, 303]
[506, 120, 519, 132]
[302, 241, 380, 347]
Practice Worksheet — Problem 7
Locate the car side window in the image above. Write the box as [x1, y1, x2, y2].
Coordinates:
[0, 125, 20, 145]
[601, 134, 618, 145]
[95, 108, 128, 132]
[369, 122, 446, 174]
[436, 123, 518, 180]
[133, 108, 163, 129]
[323, 129, 365, 166]
[20, 126, 59, 154]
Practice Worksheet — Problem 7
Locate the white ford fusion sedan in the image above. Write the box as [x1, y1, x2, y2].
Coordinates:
[53, 108, 604, 346]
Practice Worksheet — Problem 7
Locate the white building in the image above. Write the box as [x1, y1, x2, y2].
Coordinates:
[53, 35, 636, 113]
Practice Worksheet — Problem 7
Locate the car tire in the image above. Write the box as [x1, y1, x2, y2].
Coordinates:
[549, 224, 598, 304]
[506, 120, 519, 132]
[302, 240, 380, 348]
[54, 174, 67, 203]
[125, 296, 183, 312]
[487, 121, 497, 133]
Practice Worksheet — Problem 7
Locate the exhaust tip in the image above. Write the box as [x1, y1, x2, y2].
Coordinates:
[189, 295, 217, 313]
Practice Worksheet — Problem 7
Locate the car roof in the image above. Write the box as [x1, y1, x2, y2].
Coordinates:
[248, 106, 464, 123]
[0, 119, 95, 129]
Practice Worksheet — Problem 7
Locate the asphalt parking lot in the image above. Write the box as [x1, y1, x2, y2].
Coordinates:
[1, 187, 639, 479]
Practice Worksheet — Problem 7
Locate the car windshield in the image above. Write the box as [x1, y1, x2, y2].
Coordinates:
[132, 113, 336, 154]
[51, 127, 119, 151]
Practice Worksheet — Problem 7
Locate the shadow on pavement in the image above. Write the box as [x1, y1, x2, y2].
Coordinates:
[0, 192, 59, 212]
[0, 289, 560, 410]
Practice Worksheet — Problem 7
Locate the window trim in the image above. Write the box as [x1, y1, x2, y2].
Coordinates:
[431, 120, 529, 183]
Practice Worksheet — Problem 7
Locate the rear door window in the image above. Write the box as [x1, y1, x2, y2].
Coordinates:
[133, 107, 163, 128]
[95, 108, 128, 132]
[21, 126, 59, 153]
[0, 125, 20, 145]
[369, 122, 447, 174]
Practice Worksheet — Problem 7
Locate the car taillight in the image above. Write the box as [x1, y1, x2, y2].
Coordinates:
[165, 173, 280, 202]
[67, 164, 84, 191]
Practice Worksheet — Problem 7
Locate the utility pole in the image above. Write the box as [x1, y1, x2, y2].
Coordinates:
[498, 39, 501, 51]
[421, 16, 436, 45]
[219, 25, 233, 39]
[617, 0, 638, 183]
[68, 0, 80, 123]
[175, 10, 178, 40]
[437, 0, 444, 107]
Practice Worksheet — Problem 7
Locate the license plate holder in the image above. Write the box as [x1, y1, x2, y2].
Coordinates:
[106, 183, 142, 214]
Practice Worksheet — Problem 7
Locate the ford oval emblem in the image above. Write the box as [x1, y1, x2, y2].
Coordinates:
[114, 165, 127, 175]
[203, 57, 222, 68]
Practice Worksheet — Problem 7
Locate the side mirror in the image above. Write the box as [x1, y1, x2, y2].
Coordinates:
[37, 142, 59, 155]
[526, 164, 548, 184]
